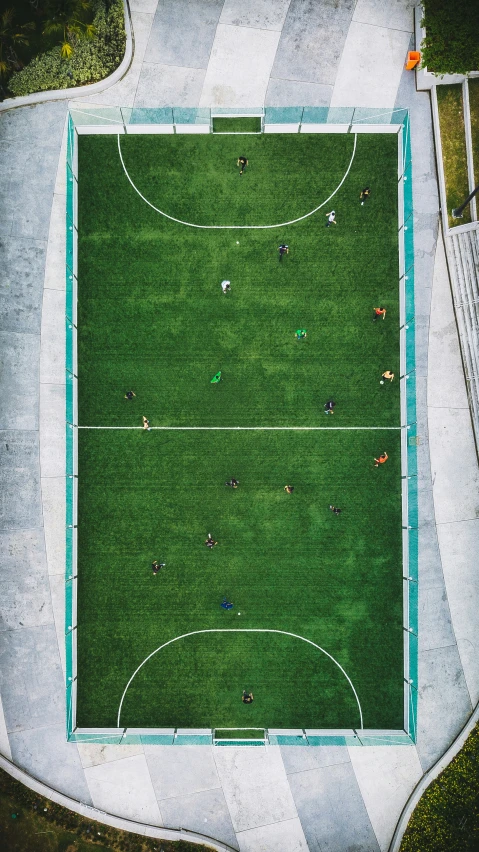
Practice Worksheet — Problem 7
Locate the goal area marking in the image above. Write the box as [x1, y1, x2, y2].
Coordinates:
[117, 628, 364, 729]
[117, 133, 357, 230]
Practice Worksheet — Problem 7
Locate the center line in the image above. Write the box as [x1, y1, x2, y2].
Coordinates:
[77, 425, 401, 430]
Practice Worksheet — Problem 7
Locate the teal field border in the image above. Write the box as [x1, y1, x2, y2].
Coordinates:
[64, 107, 417, 746]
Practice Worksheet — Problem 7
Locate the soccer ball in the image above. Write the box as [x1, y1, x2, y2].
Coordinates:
[238, 612, 241, 615]
[380, 380, 384, 384]
[236, 241, 239, 244]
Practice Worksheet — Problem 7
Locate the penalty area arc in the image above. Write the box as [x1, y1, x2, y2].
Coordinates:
[117, 134, 357, 230]
[117, 628, 364, 729]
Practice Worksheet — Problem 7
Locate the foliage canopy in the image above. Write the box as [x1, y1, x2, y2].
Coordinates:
[9, 0, 125, 96]
[421, 0, 479, 75]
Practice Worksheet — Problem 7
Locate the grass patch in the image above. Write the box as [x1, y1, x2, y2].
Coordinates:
[468, 79, 479, 188]
[437, 85, 471, 227]
[213, 116, 262, 133]
[400, 724, 479, 851]
[76, 131, 403, 731]
[0, 768, 209, 852]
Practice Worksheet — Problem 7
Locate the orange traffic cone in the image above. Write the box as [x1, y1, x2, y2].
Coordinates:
[405, 51, 420, 70]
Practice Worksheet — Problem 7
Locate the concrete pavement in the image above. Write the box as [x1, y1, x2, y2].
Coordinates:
[1, 2, 479, 850]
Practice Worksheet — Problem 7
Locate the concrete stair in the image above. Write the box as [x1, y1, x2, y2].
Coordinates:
[447, 227, 479, 434]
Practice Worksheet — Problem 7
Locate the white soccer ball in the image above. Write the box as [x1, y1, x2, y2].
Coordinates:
[380, 380, 384, 384]
[238, 612, 241, 615]
[236, 241, 239, 244]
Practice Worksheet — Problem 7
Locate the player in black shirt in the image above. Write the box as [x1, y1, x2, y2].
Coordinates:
[237, 156, 248, 175]
[360, 187, 371, 205]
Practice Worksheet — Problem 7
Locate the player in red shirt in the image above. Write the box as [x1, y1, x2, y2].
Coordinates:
[374, 453, 389, 468]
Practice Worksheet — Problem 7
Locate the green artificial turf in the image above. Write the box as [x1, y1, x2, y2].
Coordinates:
[212, 117, 262, 133]
[215, 729, 263, 740]
[76, 131, 403, 730]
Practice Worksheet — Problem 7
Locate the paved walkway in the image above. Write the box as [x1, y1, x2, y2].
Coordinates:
[1, 2, 479, 851]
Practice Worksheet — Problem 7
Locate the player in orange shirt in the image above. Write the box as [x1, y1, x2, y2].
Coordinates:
[374, 453, 389, 468]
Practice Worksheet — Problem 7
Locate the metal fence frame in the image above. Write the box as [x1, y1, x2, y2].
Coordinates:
[65, 107, 417, 746]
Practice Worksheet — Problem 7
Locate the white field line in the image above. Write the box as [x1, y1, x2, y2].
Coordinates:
[117, 628, 363, 729]
[117, 133, 357, 230]
[402, 112, 410, 175]
[70, 107, 122, 124]
[352, 108, 405, 125]
[78, 425, 401, 430]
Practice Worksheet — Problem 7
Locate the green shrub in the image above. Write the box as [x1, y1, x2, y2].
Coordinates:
[8, 0, 125, 97]
[421, 0, 479, 76]
[0, 766, 213, 851]
[400, 724, 479, 851]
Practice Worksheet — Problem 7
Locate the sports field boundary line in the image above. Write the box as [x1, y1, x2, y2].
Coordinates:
[117, 133, 357, 229]
[68, 119, 413, 742]
[78, 425, 402, 430]
[117, 628, 364, 729]
[71, 107, 123, 124]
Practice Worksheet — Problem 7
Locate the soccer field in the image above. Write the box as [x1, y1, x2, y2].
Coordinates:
[75, 130, 404, 732]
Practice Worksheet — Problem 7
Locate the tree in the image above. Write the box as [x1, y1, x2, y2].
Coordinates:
[0, 8, 34, 78]
[42, 0, 95, 59]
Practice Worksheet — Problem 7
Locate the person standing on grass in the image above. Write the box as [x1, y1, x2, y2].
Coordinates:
[225, 478, 239, 488]
[381, 370, 394, 383]
[374, 452, 389, 468]
[329, 505, 342, 515]
[295, 329, 307, 341]
[142, 416, 151, 431]
[237, 156, 248, 175]
[324, 400, 336, 415]
[221, 280, 231, 294]
[242, 690, 254, 704]
[360, 187, 371, 205]
[221, 598, 234, 610]
[205, 533, 217, 548]
[211, 371, 222, 384]
[325, 211, 337, 227]
[279, 244, 289, 262]
[152, 560, 165, 575]
[124, 390, 136, 400]
[373, 307, 386, 321]
[284, 485, 295, 494]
